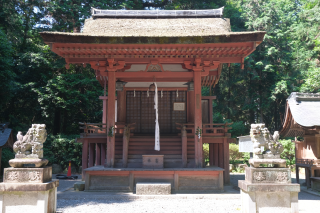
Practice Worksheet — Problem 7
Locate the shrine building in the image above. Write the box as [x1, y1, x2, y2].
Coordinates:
[41, 7, 265, 192]
[280, 92, 320, 190]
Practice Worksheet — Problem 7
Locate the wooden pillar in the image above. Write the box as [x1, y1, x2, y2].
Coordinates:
[101, 143, 106, 165]
[218, 143, 224, 168]
[295, 143, 299, 184]
[106, 70, 116, 167]
[224, 138, 230, 184]
[102, 98, 108, 125]
[209, 143, 214, 166]
[89, 143, 95, 167]
[95, 143, 101, 166]
[188, 91, 195, 123]
[209, 98, 213, 124]
[122, 126, 130, 167]
[82, 139, 89, 180]
[214, 143, 219, 166]
[182, 126, 187, 167]
[306, 167, 311, 189]
[117, 90, 126, 123]
[193, 71, 202, 168]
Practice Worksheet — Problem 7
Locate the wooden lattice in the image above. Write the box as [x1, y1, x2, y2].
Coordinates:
[126, 91, 187, 134]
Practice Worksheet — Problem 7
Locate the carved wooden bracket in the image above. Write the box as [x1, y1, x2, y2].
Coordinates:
[184, 59, 220, 76]
[89, 59, 125, 72]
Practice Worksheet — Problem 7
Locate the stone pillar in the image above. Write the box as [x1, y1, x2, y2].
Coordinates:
[106, 70, 116, 168]
[0, 167, 59, 213]
[193, 70, 203, 168]
[239, 167, 300, 213]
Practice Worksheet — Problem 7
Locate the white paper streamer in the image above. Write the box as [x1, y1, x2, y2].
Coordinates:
[154, 83, 160, 151]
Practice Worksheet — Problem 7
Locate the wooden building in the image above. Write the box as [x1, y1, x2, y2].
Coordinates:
[280, 92, 320, 189]
[41, 8, 265, 192]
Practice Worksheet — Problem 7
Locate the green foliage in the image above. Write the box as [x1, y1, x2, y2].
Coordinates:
[1, 148, 15, 171]
[243, 152, 250, 166]
[229, 121, 247, 138]
[229, 143, 243, 161]
[203, 143, 209, 164]
[0, 28, 14, 109]
[279, 139, 295, 167]
[43, 134, 82, 170]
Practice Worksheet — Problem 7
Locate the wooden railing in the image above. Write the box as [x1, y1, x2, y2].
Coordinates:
[79, 122, 135, 137]
[176, 122, 232, 137]
[296, 158, 314, 166]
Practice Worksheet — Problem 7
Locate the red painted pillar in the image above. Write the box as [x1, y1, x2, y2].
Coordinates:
[193, 70, 203, 168]
[82, 139, 88, 180]
[95, 143, 101, 166]
[89, 143, 95, 167]
[101, 143, 106, 165]
[106, 70, 116, 167]
[182, 126, 187, 167]
[224, 138, 230, 184]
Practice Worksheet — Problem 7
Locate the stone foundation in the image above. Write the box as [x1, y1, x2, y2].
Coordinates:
[136, 183, 171, 195]
[239, 167, 300, 213]
[84, 166, 224, 192]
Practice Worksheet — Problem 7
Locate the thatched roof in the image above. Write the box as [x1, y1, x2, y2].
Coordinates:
[40, 9, 266, 44]
[82, 18, 231, 37]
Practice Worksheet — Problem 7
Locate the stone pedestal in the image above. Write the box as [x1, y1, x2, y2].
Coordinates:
[0, 167, 59, 213]
[239, 167, 300, 213]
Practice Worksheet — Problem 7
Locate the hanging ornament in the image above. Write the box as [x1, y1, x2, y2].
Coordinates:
[176, 89, 179, 98]
[161, 89, 163, 98]
[134, 89, 136, 97]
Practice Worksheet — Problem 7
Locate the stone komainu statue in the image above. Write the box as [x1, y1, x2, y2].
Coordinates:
[13, 124, 47, 159]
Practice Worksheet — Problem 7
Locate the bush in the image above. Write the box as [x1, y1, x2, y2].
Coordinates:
[1, 147, 15, 172]
[279, 139, 295, 167]
[229, 143, 243, 161]
[43, 134, 82, 171]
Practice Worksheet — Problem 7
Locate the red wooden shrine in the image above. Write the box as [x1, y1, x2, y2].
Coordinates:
[41, 8, 265, 192]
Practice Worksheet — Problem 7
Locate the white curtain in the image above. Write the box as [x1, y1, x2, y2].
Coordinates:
[154, 82, 160, 151]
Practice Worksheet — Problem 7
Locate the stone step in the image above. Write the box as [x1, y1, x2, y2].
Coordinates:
[136, 182, 171, 195]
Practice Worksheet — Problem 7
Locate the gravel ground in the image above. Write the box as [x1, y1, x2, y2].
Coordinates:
[57, 196, 241, 213]
[56, 173, 320, 213]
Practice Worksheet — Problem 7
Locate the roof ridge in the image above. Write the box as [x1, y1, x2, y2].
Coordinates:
[91, 7, 224, 19]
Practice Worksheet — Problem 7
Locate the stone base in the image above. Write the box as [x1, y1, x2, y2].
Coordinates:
[249, 159, 286, 168]
[136, 183, 171, 195]
[0, 180, 59, 213]
[74, 181, 85, 191]
[9, 158, 48, 168]
[244, 167, 291, 184]
[239, 181, 299, 213]
[4, 167, 52, 183]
